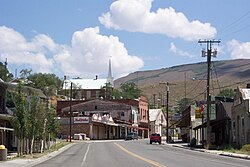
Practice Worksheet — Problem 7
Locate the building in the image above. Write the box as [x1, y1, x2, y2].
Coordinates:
[231, 86, 250, 147]
[61, 58, 114, 100]
[149, 109, 166, 136]
[57, 96, 149, 140]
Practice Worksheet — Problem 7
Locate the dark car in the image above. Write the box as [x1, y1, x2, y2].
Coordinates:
[125, 132, 138, 140]
[150, 133, 161, 144]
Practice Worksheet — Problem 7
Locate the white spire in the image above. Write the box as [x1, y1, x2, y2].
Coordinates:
[106, 58, 114, 87]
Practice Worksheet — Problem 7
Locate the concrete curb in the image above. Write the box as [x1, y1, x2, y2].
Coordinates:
[24, 142, 75, 167]
[170, 144, 250, 160]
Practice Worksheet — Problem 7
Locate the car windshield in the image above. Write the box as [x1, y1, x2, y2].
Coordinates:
[151, 134, 160, 136]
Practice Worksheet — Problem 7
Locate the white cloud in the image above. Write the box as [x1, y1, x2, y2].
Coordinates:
[169, 42, 195, 58]
[0, 26, 144, 78]
[55, 27, 144, 77]
[99, 0, 217, 41]
[227, 39, 250, 59]
[0, 26, 54, 73]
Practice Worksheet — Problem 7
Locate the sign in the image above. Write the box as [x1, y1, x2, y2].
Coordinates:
[74, 117, 89, 124]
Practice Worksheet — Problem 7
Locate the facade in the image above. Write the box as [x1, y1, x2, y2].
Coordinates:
[62, 77, 107, 100]
[57, 97, 149, 140]
[149, 109, 166, 136]
[231, 87, 250, 146]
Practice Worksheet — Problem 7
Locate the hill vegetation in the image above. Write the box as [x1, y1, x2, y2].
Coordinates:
[114, 59, 250, 107]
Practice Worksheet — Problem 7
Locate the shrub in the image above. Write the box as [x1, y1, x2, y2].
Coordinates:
[240, 144, 250, 152]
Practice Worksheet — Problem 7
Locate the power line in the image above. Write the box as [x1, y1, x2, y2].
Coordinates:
[218, 10, 250, 37]
[212, 62, 221, 92]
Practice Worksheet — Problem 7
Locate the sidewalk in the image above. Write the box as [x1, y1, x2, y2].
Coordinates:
[164, 141, 250, 160]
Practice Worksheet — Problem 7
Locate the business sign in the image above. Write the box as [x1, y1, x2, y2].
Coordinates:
[74, 117, 89, 124]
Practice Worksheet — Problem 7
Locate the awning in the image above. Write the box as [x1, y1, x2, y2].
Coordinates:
[193, 118, 229, 130]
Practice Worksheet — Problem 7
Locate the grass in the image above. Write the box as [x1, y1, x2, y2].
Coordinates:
[222, 145, 250, 155]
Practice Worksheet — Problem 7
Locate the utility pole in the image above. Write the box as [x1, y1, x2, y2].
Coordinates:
[160, 82, 176, 142]
[153, 94, 156, 108]
[69, 82, 73, 142]
[166, 82, 169, 143]
[198, 39, 220, 148]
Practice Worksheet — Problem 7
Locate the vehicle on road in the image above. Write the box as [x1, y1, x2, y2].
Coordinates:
[125, 132, 138, 140]
[150, 133, 161, 144]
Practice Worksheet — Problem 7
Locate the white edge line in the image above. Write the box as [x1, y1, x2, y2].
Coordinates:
[81, 143, 90, 167]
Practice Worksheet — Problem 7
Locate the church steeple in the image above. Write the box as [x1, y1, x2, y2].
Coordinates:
[106, 58, 114, 87]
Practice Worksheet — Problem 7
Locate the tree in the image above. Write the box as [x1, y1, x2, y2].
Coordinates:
[113, 82, 142, 99]
[28, 73, 62, 95]
[0, 62, 13, 81]
[11, 84, 29, 156]
[217, 88, 235, 98]
[177, 98, 194, 113]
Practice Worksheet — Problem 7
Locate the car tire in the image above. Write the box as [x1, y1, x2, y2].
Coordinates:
[150, 141, 152, 144]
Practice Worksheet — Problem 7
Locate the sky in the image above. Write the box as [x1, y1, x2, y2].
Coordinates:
[0, 0, 250, 80]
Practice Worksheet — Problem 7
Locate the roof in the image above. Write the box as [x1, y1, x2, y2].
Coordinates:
[63, 78, 107, 90]
[149, 109, 162, 122]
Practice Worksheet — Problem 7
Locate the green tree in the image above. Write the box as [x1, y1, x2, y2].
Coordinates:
[27, 95, 41, 154]
[0, 62, 13, 81]
[217, 88, 235, 98]
[28, 73, 62, 95]
[177, 98, 194, 113]
[11, 84, 29, 156]
[116, 82, 142, 99]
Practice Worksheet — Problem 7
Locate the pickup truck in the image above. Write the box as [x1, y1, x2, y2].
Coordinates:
[150, 133, 161, 144]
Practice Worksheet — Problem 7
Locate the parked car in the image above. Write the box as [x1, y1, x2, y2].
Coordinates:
[125, 132, 138, 140]
[150, 133, 161, 144]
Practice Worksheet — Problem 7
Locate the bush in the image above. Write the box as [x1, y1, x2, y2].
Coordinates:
[240, 144, 250, 152]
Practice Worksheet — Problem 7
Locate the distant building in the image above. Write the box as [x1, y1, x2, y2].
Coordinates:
[149, 109, 166, 136]
[62, 59, 114, 100]
[57, 98, 149, 140]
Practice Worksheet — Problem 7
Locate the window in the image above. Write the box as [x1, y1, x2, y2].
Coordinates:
[121, 112, 125, 116]
[95, 105, 97, 110]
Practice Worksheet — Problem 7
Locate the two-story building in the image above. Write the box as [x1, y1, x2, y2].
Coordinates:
[149, 109, 166, 136]
[57, 96, 149, 140]
[231, 86, 250, 147]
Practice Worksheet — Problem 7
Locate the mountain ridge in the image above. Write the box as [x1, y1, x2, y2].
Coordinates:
[114, 59, 250, 106]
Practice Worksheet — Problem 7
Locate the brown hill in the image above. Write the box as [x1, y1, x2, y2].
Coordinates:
[114, 59, 250, 106]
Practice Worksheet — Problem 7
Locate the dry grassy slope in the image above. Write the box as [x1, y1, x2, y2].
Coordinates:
[114, 59, 250, 106]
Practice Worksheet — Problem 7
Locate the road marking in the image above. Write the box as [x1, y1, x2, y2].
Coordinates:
[81, 143, 90, 167]
[114, 143, 166, 167]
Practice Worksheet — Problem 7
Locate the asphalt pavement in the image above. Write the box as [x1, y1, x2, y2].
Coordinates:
[0, 140, 249, 167]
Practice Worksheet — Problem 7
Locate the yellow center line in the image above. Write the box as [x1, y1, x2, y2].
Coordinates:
[114, 143, 167, 167]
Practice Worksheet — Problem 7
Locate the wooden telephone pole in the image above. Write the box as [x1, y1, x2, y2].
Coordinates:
[198, 40, 220, 148]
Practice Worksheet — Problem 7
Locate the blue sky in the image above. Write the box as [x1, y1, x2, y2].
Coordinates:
[0, 0, 250, 80]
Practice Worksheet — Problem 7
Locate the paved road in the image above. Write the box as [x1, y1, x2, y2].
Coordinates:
[1, 140, 250, 167]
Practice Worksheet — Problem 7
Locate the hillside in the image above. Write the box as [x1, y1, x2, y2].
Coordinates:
[114, 59, 250, 106]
